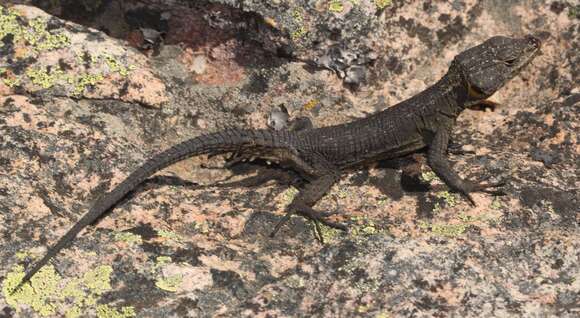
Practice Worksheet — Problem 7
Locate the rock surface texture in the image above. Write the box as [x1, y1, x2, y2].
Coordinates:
[0, 1, 578, 317]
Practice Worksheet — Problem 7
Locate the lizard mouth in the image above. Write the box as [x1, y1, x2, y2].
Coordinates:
[508, 35, 542, 74]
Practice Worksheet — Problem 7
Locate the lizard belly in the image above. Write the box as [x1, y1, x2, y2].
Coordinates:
[336, 137, 426, 168]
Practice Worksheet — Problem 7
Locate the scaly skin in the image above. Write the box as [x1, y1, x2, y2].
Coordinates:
[13, 35, 541, 292]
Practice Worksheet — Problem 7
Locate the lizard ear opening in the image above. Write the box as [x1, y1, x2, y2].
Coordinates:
[467, 83, 487, 99]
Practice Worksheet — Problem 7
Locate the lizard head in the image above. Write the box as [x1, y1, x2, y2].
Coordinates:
[453, 35, 541, 99]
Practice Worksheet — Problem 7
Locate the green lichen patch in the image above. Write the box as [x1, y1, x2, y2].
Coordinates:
[435, 191, 458, 208]
[113, 231, 143, 245]
[73, 73, 105, 95]
[418, 220, 469, 237]
[0, 8, 135, 97]
[156, 229, 183, 243]
[3, 265, 60, 316]
[313, 222, 341, 242]
[96, 305, 136, 318]
[290, 8, 308, 40]
[155, 274, 183, 293]
[26, 67, 65, 89]
[103, 54, 135, 77]
[375, 0, 392, 10]
[82, 265, 113, 295]
[281, 186, 299, 204]
[420, 171, 438, 183]
[490, 197, 502, 210]
[329, 0, 345, 13]
[0, 7, 70, 54]
[2, 263, 132, 317]
[154, 256, 173, 269]
[152, 256, 184, 293]
[24, 65, 105, 94]
[350, 216, 385, 237]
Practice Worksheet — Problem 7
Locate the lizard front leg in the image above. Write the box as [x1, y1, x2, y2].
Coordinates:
[427, 129, 505, 205]
[270, 154, 347, 237]
[270, 172, 347, 238]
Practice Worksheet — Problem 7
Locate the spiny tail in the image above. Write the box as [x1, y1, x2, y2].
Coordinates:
[13, 128, 289, 293]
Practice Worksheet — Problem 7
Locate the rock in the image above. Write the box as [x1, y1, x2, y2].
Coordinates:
[1, 1, 578, 317]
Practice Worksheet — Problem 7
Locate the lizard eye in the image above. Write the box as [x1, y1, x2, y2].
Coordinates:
[504, 58, 517, 66]
[467, 83, 487, 98]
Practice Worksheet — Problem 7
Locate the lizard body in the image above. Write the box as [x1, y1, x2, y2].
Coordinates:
[14, 35, 541, 291]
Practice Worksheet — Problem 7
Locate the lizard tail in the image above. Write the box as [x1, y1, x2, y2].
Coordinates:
[13, 128, 289, 293]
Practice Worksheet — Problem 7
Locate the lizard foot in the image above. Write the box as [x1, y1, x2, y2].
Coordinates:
[269, 204, 347, 238]
[461, 180, 506, 206]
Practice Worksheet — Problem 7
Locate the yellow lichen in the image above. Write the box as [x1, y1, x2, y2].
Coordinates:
[82, 265, 113, 295]
[2, 262, 130, 317]
[155, 256, 172, 269]
[73, 73, 104, 95]
[281, 186, 299, 205]
[103, 54, 132, 77]
[490, 197, 502, 210]
[420, 171, 438, 183]
[375, 0, 392, 10]
[0, 8, 69, 54]
[303, 99, 319, 110]
[435, 191, 458, 208]
[350, 216, 383, 237]
[3, 265, 59, 316]
[113, 231, 143, 245]
[290, 9, 308, 40]
[26, 67, 64, 89]
[418, 220, 469, 237]
[155, 275, 183, 293]
[96, 305, 136, 318]
[329, 0, 344, 13]
[157, 229, 183, 243]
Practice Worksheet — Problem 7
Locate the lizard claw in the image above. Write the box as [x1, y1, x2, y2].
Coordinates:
[269, 205, 348, 238]
[459, 180, 506, 206]
[461, 192, 477, 207]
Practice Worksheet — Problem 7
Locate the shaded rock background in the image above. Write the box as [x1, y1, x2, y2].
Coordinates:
[0, 0, 578, 317]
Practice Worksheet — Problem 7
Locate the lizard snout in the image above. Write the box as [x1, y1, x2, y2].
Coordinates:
[526, 35, 541, 49]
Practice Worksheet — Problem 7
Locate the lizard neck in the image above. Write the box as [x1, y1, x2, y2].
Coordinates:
[424, 68, 470, 118]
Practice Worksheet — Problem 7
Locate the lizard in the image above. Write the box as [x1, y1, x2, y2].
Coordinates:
[12, 34, 541, 292]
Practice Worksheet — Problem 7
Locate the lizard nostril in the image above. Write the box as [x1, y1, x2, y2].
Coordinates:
[526, 35, 541, 49]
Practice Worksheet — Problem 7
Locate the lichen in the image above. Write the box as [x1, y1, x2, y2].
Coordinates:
[103, 54, 133, 77]
[155, 256, 172, 268]
[155, 274, 183, 292]
[350, 216, 384, 237]
[114, 231, 142, 245]
[25, 17, 70, 51]
[3, 76, 21, 87]
[314, 222, 341, 242]
[490, 197, 502, 210]
[290, 9, 308, 40]
[3, 265, 59, 316]
[435, 191, 458, 208]
[420, 171, 438, 183]
[96, 305, 136, 318]
[329, 0, 344, 13]
[157, 229, 183, 243]
[82, 265, 113, 295]
[418, 220, 469, 237]
[26, 67, 64, 89]
[303, 99, 319, 110]
[0, 7, 70, 54]
[375, 0, 392, 10]
[281, 186, 299, 204]
[73, 73, 104, 95]
[2, 262, 130, 317]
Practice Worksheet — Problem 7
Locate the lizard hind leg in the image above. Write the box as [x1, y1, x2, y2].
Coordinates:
[270, 172, 348, 238]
